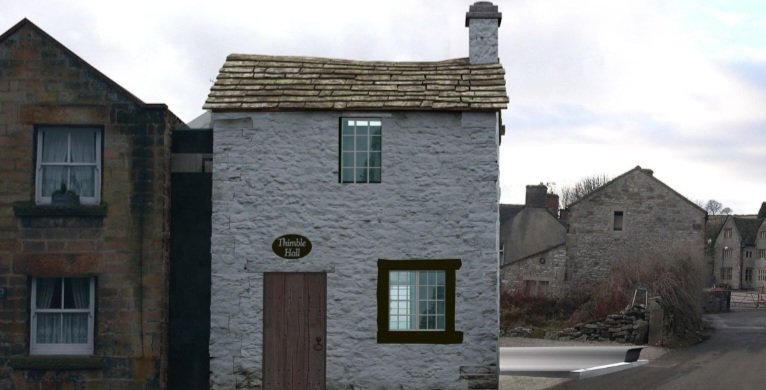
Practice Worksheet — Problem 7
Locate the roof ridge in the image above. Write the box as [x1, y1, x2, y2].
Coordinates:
[225, 54, 473, 66]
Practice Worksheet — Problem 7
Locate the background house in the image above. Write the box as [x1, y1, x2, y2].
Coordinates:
[709, 214, 766, 289]
[501, 166, 708, 297]
[500, 185, 567, 296]
[203, 2, 506, 389]
[0, 19, 179, 389]
[565, 166, 707, 288]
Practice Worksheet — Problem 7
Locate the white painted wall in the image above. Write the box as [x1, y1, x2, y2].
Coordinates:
[209, 110, 499, 389]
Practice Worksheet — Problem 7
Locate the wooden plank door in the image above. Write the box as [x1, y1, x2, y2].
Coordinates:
[264, 273, 326, 389]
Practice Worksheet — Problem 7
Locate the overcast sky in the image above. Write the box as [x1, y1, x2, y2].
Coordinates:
[3, 0, 765, 213]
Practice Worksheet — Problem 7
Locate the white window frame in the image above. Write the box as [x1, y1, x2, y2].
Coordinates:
[35, 127, 102, 205]
[340, 119, 382, 184]
[30, 277, 95, 355]
[388, 270, 446, 331]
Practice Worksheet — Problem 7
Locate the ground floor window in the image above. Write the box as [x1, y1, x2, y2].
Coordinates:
[745, 268, 753, 282]
[523, 279, 550, 297]
[759, 269, 766, 282]
[377, 259, 462, 344]
[31, 277, 95, 355]
[720, 267, 732, 281]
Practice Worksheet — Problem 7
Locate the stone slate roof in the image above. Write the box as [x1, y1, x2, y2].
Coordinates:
[734, 217, 765, 246]
[203, 55, 508, 111]
[566, 166, 707, 214]
[705, 215, 727, 243]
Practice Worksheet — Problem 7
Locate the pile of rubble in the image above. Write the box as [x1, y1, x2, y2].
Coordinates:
[545, 305, 650, 344]
[502, 327, 534, 338]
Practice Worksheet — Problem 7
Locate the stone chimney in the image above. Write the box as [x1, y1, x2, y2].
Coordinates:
[465, 1, 502, 65]
[559, 208, 570, 221]
[525, 185, 547, 208]
[546, 193, 560, 217]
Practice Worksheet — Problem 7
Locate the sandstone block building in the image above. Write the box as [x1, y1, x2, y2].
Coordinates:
[0, 19, 180, 389]
[203, 2, 507, 389]
[708, 214, 766, 289]
[501, 166, 707, 296]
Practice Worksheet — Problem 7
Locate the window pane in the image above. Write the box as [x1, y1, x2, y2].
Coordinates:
[64, 278, 90, 309]
[41, 166, 69, 196]
[36, 278, 61, 309]
[436, 315, 445, 330]
[355, 124, 368, 136]
[356, 168, 367, 182]
[419, 272, 428, 286]
[368, 152, 381, 167]
[355, 135, 368, 151]
[370, 136, 381, 151]
[355, 151, 369, 167]
[342, 136, 355, 151]
[355, 120, 369, 127]
[70, 130, 96, 163]
[341, 152, 355, 168]
[70, 167, 95, 197]
[342, 121, 353, 135]
[37, 313, 61, 343]
[370, 123, 381, 136]
[369, 168, 381, 183]
[61, 313, 89, 343]
[42, 130, 68, 162]
[436, 286, 445, 299]
[341, 168, 355, 183]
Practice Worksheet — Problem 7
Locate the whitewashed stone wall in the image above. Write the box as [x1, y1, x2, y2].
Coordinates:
[209, 111, 499, 389]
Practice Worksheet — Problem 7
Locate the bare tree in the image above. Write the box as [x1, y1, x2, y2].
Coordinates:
[705, 200, 723, 215]
[721, 207, 732, 215]
[559, 174, 610, 207]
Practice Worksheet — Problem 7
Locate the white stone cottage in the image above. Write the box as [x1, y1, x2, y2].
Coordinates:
[202, 2, 507, 389]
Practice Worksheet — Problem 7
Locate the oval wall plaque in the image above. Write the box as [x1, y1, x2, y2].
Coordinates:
[272, 234, 312, 259]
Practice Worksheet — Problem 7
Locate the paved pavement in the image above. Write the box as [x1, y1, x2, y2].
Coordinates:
[541, 310, 766, 390]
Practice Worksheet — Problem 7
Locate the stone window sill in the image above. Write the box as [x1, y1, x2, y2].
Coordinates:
[8, 355, 103, 370]
[12, 202, 107, 218]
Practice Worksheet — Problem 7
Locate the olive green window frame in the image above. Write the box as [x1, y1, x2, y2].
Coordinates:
[377, 259, 463, 344]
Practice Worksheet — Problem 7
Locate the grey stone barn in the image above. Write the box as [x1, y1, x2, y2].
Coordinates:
[202, 2, 507, 389]
[564, 166, 707, 288]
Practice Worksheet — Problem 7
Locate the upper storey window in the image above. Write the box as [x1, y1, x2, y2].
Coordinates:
[340, 119, 381, 184]
[36, 127, 101, 205]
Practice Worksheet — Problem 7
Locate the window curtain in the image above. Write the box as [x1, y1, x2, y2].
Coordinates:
[36, 278, 59, 343]
[62, 278, 90, 343]
[41, 130, 69, 196]
[69, 130, 96, 197]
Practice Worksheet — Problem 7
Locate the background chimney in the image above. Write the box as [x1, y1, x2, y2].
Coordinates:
[465, 1, 502, 65]
[546, 193, 560, 217]
[525, 185, 547, 208]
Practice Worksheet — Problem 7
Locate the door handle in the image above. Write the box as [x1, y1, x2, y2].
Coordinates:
[313, 336, 323, 351]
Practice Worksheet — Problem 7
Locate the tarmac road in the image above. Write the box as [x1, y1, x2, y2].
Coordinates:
[547, 310, 766, 390]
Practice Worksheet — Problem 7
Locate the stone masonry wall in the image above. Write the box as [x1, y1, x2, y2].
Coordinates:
[501, 245, 566, 297]
[566, 169, 706, 288]
[210, 111, 499, 389]
[713, 217, 743, 289]
[0, 21, 176, 389]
